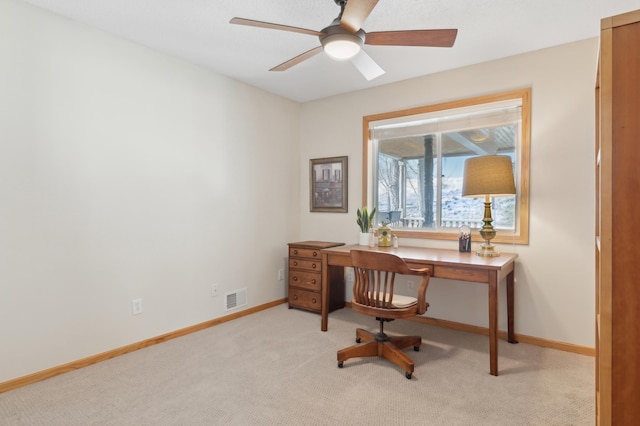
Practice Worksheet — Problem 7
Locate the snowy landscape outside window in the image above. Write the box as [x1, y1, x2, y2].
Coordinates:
[363, 89, 530, 244]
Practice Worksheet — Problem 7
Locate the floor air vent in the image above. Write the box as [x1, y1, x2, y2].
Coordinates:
[225, 288, 247, 311]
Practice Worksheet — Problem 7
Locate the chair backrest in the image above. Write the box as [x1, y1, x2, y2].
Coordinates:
[351, 250, 431, 315]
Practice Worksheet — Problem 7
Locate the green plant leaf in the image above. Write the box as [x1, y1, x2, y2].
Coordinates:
[356, 206, 376, 232]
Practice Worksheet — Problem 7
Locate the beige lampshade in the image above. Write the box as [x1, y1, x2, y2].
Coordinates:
[462, 155, 516, 197]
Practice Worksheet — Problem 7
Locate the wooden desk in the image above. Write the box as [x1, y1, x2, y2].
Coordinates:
[321, 244, 518, 376]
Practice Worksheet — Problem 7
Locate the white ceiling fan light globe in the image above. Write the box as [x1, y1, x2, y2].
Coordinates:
[320, 27, 365, 61]
[323, 35, 361, 59]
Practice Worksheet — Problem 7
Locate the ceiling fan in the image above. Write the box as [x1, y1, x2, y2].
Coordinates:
[230, 0, 458, 81]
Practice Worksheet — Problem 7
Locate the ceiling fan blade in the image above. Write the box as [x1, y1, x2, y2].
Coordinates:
[340, 0, 379, 33]
[366, 29, 458, 47]
[350, 50, 385, 81]
[230, 17, 324, 37]
[270, 46, 323, 71]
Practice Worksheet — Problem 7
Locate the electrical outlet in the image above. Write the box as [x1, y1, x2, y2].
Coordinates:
[346, 268, 355, 284]
[277, 269, 284, 281]
[131, 298, 143, 315]
[211, 284, 219, 297]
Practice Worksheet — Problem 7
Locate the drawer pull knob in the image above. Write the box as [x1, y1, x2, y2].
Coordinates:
[311, 279, 316, 284]
[293, 276, 298, 282]
[313, 251, 318, 257]
[312, 264, 317, 269]
[293, 295, 298, 300]
[312, 298, 317, 303]
[293, 250, 298, 255]
[293, 261, 298, 266]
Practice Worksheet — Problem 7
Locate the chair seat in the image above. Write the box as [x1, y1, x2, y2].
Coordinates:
[365, 292, 417, 308]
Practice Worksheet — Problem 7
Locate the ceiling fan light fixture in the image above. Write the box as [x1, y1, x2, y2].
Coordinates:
[231, 1, 458, 79]
[321, 32, 363, 60]
[470, 130, 489, 143]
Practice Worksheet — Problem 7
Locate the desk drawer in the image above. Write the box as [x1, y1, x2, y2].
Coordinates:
[289, 247, 322, 260]
[288, 287, 321, 312]
[289, 270, 321, 291]
[434, 266, 488, 283]
[289, 258, 321, 272]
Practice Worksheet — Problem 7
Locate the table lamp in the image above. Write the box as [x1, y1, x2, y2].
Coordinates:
[462, 155, 516, 257]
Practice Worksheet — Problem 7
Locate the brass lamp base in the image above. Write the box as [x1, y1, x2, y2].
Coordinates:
[477, 198, 500, 257]
[476, 241, 500, 257]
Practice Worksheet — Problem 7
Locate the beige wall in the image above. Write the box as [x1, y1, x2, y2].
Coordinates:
[0, 0, 300, 383]
[1, 0, 597, 385]
[299, 38, 597, 348]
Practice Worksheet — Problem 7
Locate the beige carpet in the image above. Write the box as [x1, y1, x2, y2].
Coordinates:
[0, 304, 594, 425]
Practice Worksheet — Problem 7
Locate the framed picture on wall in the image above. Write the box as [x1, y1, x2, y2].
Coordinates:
[310, 156, 348, 213]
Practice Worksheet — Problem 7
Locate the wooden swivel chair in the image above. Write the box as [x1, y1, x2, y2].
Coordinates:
[337, 250, 431, 379]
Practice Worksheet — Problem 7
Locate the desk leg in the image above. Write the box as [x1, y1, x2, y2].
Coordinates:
[321, 252, 329, 332]
[488, 270, 498, 376]
[506, 270, 518, 344]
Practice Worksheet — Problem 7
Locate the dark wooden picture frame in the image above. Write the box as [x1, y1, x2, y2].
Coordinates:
[310, 156, 348, 213]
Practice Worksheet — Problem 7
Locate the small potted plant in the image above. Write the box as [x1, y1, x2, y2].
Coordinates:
[356, 206, 376, 245]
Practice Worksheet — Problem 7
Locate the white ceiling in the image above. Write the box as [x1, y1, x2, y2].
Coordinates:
[22, 0, 638, 103]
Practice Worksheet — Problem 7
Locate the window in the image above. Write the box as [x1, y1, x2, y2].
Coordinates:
[363, 89, 530, 244]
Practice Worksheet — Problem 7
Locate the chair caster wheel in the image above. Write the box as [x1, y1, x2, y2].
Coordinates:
[414, 346, 420, 351]
[405, 372, 412, 379]
[338, 361, 344, 368]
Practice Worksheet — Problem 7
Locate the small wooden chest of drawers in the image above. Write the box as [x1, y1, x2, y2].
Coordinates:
[288, 241, 345, 313]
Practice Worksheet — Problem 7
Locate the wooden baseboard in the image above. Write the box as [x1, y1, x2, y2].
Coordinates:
[0, 298, 287, 394]
[345, 302, 595, 357]
[412, 316, 595, 356]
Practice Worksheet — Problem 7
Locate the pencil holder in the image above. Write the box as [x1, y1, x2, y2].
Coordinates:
[459, 225, 471, 252]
